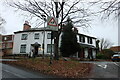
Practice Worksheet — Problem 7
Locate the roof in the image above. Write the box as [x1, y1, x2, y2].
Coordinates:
[78, 42, 96, 48]
[2, 34, 14, 36]
[77, 33, 97, 39]
[110, 46, 120, 52]
[14, 27, 97, 39]
[14, 27, 57, 34]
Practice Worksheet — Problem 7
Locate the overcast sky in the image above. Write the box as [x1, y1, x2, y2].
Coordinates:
[0, 0, 118, 46]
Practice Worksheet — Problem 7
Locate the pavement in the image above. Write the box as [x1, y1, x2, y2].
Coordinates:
[0, 59, 17, 61]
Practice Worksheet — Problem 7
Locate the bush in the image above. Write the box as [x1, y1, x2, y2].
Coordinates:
[96, 53, 106, 59]
[96, 49, 114, 59]
[101, 49, 114, 59]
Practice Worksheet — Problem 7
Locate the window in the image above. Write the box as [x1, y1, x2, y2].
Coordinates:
[2, 43, 6, 48]
[87, 37, 92, 44]
[34, 33, 39, 39]
[4, 37, 7, 40]
[20, 44, 26, 53]
[79, 35, 85, 43]
[21, 34, 28, 40]
[47, 44, 54, 53]
[90, 38, 92, 44]
[47, 33, 51, 39]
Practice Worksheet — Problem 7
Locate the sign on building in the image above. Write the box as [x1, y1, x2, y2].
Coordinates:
[47, 16, 58, 31]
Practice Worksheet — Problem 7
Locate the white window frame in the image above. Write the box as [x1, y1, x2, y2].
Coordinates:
[20, 44, 26, 53]
[21, 34, 28, 40]
[47, 33, 51, 39]
[47, 44, 54, 53]
[34, 33, 39, 39]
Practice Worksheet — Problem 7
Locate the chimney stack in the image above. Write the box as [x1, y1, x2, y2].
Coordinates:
[23, 21, 31, 30]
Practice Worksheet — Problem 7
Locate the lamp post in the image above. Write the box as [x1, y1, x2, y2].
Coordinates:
[49, 31, 54, 65]
[41, 14, 46, 59]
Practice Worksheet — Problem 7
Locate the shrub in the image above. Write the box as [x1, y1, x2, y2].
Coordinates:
[96, 49, 114, 59]
[96, 53, 106, 59]
[101, 49, 114, 59]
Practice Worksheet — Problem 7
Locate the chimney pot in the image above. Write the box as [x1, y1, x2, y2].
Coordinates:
[23, 21, 31, 30]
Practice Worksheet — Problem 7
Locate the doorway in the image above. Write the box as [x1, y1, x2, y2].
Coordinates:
[30, 42, 41, 58]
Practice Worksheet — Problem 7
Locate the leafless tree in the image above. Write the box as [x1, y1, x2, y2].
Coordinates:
[0, 16, 6, 34]
[100, 38, 113, 51]
[91, 0, 120, 19]
[6, 0, 95, 60]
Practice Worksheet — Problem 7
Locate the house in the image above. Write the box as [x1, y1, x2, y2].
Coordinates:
[110, 46, 120, 54]
[0, 34, 2, 56]
[0, 34, 14, 56]
[13, 21, 55, 57]
[74, 33, 97, 59]
[13, 21, 97, 59]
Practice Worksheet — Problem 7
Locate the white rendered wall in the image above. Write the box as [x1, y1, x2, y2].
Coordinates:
[13, 31, 54, 55]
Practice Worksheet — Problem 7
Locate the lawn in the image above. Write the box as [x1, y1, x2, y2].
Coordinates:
[3, 58, 93, 78]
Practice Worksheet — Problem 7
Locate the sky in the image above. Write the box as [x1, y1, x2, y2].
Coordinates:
[0, 0, 118, 46]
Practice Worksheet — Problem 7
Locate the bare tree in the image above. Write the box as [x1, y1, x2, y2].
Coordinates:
[90, 0, 120, 19]
[6, 0, 94, 60]
[0, 16, 6, 34]
[100, 38, 113, 51]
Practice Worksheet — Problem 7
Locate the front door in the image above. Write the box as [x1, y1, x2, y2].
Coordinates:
[80, 48, 85, 58]
[34, 46, 38, 56]
[78, 48, 85, 59]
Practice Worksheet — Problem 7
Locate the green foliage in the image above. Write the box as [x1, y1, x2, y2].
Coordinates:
[96, 49, 114, 59]
[60, 17, 78, 57]
[101, 49, 114, 59]
[96, 53, 106, 59]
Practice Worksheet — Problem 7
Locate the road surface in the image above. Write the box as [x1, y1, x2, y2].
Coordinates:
[1, 59, 57, 80]
[80, 61, 120, 79]
[1, 59, 120, 80]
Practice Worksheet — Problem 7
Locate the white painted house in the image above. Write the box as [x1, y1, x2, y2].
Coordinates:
[13, 22, 55, 57]
[13, 22, 97, 59]
[76, 33, 97, 59]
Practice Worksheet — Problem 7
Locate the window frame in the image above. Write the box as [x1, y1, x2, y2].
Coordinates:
[21, 34, 28, 40]
[20, 44, 26, 53]
[34, 33, 40, 39]
[47, 44, 54, 53]
[47, 33, 51, 39]
[79, 35, 85, 43]
[87, 37, 93, 44]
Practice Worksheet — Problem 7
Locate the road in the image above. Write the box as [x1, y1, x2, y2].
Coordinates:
[80, 61, 120, 79]
[1, 59, 120, 80]
[1, 59, 56, 80]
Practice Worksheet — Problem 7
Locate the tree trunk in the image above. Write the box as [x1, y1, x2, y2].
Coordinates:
[54, 32, 59, 60]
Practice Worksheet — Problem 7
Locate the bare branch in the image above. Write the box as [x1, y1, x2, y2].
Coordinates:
[94, 0, 120, 19]
[100, 38, 113, 51]
[62, 0, 80, 21]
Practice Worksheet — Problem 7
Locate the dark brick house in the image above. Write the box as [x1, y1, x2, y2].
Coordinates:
[1, 35, 14, 56]
[110, 46, 120, 54]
